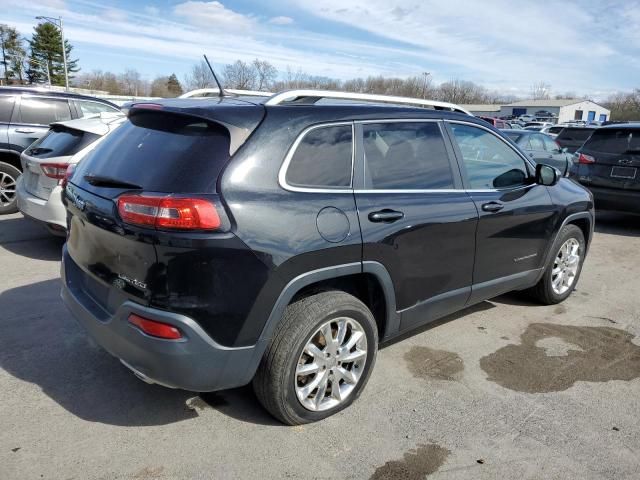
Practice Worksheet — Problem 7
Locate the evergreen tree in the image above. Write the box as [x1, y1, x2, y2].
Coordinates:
[166, 73, 183, 97]
[27, 22, 79, 86]
[0, 24, 25, 84]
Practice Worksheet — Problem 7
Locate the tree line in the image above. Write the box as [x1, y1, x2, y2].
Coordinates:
[1, 22, 639, 120]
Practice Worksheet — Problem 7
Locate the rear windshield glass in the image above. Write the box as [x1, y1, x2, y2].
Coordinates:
[584, 129, 640, 154]
[556, 128, 595, 142]
[74, 111, 231, 193]
[26, 127, 100, 159]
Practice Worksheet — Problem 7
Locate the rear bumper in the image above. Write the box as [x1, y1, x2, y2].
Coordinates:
[585, 185, 640, 214]
[60, 246, 262, 392]
[16, 178, 67, 232]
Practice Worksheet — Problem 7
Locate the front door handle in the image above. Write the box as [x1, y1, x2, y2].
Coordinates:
[482, 201, 504, 213]
[14, 128, 35, 134]
[368, 209, 404, 223]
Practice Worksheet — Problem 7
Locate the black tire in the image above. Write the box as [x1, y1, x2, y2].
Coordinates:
[253, 290, 378, 425]
[0, 162, 20, 215]
[529, 224, 586, 305]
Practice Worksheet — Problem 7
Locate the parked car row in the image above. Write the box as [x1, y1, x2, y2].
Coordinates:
[3, 86, 634, 425]
[0, 87, 120, 214]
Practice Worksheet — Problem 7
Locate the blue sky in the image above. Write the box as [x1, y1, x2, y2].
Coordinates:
[2, 0, 639, 99]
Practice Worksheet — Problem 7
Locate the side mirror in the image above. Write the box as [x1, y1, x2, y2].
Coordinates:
[536, 164, 560, 186]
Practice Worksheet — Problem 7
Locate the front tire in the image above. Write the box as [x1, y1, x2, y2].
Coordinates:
[529, 224, 585, 305]
[253, 291, 378, 425]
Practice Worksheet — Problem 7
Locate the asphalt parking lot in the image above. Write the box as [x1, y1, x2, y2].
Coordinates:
[1, 211, 639, 480]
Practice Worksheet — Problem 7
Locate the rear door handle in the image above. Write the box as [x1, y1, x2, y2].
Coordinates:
[14, 128, 35, 134]
[368, 209, 404, 223]
[481, 201, 504, 213]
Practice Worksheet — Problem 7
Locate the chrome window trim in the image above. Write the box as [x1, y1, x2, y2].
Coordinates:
[278, 121, 355, 194]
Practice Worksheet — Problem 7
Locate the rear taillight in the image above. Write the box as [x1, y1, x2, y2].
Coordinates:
[578, 153, 596, 164]
[41, 162, 69, 180]
[117, 194, 222, 230]
[128, 314, 182, 340]
[60, 164, 76, 189]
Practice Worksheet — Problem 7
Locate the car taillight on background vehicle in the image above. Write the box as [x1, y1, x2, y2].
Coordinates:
[41, 162, 69, 180]
[578, 153, 596, 164]
[117, 194, 222, 230]
[60, 164, 76, 189]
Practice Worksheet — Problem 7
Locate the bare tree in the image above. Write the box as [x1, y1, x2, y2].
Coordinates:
[184, 60, 215, 90]
[437, 79, 489, 104]
[531, 81, 551, 100]
[252, 59, 277, 91]
[119, 69, 142, 95]
[150, 75, 170, 97]
[605, 89, 640, 121]
[223, 60, 257, 90]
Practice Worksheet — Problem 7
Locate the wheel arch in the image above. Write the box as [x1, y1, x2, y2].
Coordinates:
[0, 150, 22, 172]
[543, 211, 594, 269]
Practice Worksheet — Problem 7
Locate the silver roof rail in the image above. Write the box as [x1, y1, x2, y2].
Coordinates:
[264, 89, 473, 115]
[179, 88, 273, 99]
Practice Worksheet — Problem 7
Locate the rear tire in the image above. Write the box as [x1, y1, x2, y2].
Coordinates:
[253, 290, 378, 425]
[0, 162, 20, 215]
[529, 224, 585, 305]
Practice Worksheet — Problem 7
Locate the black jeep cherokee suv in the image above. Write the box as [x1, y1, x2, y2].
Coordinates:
[60, 92, 594, 424]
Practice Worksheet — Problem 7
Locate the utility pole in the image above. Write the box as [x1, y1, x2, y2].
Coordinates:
[421, 72, 431, 99]
[35, 16, 68, 91]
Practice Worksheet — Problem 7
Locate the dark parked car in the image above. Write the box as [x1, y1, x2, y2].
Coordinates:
[570, 123, 640, 214]
[60, 90, 594, 425]
[0, 87, 120, 214]
[555, 126, 597, 154]
[502, 129, 571, 174]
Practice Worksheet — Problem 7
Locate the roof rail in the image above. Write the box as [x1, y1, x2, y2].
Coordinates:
[264, 89, 473, 115]
[179, 88, 273, 99]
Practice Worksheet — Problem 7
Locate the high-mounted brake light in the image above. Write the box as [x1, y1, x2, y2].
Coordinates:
[578, 153, 596, 164]
[128, 314, 182, 340]
[131, 103, 163, 110]
[60, 163, 76, 189]
[117, 194, 222, 230]
[41, 162, 69, 180]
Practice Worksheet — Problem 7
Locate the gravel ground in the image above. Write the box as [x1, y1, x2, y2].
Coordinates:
[1, 211, 639, 480]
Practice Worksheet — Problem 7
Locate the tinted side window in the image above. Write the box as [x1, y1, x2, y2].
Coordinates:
[450, 123, 529, 190]
[19, 97, 72, 124]
[529, 134, 545, 150]
[286, 125, 352, 188]
[542, 135, 559, 152]
[76, 100, 119, 117]
[0, 95, 15, 123]
[363, 122, 454, 190]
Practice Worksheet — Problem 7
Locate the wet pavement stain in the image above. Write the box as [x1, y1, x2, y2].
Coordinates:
[554, 305, 567, 315]
[480, 323, 640, 393]
[370, 443, 450, 480]
[405, 346, 464, 381]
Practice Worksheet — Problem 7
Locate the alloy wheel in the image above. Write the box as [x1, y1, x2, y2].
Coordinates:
[295, 317, 368, 412]
[551, 238, 581, 295]
[0, 171, 17, 207]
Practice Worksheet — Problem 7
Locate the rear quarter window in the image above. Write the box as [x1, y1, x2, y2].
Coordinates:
[74, 111, 231, 193]
[285, 124, 353, 188]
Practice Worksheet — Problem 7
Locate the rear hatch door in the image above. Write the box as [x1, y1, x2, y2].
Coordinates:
[556, 127, 596, 153]
[579, 127, 640, 191]
[65, 104, 263, 314]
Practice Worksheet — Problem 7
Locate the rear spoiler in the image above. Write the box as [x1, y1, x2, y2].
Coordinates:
[127, 101, 265, 156]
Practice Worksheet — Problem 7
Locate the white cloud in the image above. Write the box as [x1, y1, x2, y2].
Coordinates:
[173, 1, 254, 30]
[144, 6, 160, 16]
[269, 16, 294, 25]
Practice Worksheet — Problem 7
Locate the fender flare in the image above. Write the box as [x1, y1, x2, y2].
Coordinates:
[538, 211, 594, 282]
[241, 261, 399, 383]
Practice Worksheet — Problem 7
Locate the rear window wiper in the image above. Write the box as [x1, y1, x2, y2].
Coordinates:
[84, 174, 142, 189]
[28, 147, 53, 156]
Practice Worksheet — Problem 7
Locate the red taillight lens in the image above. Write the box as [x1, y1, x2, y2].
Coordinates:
[128, 314, 182, 340]
[60, 163, 76, 189]
[578, 153, 596, 164]
[117, 194, 222, 230]
[41, 162, 69, 179]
